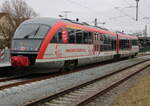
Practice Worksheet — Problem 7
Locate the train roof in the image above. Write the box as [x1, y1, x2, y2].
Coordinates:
[21, 17, 138, 39]
[21, 17, 60, 27]
[21, 17, 109, 31]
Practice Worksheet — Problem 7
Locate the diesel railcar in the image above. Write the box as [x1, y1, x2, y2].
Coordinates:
[11, 18, 139, 71]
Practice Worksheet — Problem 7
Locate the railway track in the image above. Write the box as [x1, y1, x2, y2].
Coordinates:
[0, 57, 129, 91]
[0, 66, 13, 71]
[26, 60, 150, 106]
[0, 76, 25, 82]
[0, 56, 149, 105]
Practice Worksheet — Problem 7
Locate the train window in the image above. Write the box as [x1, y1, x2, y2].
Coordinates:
[68, 28, 76, 43]
[120, 39, 124, 50]
[14, 24, 50, 39]
[36, 25, 50, 38]
[106, 34, 111, 51]
[111, 36, 116, 50]
[120, 38, 130, 50]
[83, 32, 89, 44]
[76, 30, 83, 44]
[94, 32, 99, 51]
[102, 34, 111, 51]
[100, 33, 105, 51]
[83, 31, 93, 44]
[100, 34, 116, 51]
[67, 28, 93, 44]
[88, 32, 93, 44]
[131, 40, 138, 45]
[51, 29, 63, 43]
[58, 31, 63, 43]
[51, 34, 58, 43]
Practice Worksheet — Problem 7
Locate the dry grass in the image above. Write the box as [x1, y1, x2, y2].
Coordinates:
[111, 71, 150, 106]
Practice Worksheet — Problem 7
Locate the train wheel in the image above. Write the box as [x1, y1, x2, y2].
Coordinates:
[114, 54, 120, 61]
[131, 55, 135, 58]
[64, 60, 77, 71]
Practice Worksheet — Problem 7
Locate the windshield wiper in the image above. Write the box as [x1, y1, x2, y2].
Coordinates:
[24, 26, 40, 39]
[33, 26, 40, 38]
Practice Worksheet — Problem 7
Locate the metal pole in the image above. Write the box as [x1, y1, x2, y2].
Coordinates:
[135, 0, 140, 21]
[145, 25, 147, 37]
[94, 18, 97, 26]
[62, 11, 71, 19]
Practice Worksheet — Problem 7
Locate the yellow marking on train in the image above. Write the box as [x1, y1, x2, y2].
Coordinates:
[66, 25, 83, 30]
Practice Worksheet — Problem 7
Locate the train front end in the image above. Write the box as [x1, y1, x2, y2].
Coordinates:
[11, 19, 51, 67]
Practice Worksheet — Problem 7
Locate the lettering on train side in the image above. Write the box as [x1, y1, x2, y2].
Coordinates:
[65, 49, 86, 52]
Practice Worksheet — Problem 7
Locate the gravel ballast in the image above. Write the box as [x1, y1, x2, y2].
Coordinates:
[0, 56, 150, 105]
[86, 64, 150, 106]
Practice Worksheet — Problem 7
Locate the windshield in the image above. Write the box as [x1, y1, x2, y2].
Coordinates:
[11, 39, 42, 51]
[14, 24, 50, 39]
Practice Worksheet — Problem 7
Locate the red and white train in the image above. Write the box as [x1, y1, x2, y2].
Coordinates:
[11, 18, 139, 71]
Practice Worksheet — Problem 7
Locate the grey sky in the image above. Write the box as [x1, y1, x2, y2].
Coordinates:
[1, 0, 150, 35]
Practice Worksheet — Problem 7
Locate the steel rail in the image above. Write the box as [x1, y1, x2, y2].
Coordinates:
[26, 60, 150, 106]
[0, 57, 130, 91]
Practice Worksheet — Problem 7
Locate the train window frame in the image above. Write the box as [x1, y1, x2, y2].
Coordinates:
[14, 24, 51, 39]
[83, 31, 89, 44]
[83, 31, 93, 44]
[67, 28, 76, 44]
[100, 33, 105, 51]
[93, 32, 99, 51]
[51, 26, 94, 44]
[101, 34, 112, 51]
[119, 38, 130, 50]
[51, 29, 63, 43]
[76, 30, 84, 44]
[131, 39, 138, 46]
[111, 36, 117, 50]
[66, 26, 93, 44]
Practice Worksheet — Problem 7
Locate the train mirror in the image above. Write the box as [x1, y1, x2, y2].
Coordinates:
[62, 30, 68, 43]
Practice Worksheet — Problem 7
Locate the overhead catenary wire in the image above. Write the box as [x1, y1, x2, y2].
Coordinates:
[64, 0, 96, 12]
[114, 7, 136, 21]
[124, 0, 133, 6]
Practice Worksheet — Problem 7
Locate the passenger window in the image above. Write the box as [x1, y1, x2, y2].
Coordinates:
[100, 34, 111, 51]
[100, 33, 105, 51]
[120, 38, 130, 50]
[111, 36, 116, 50]
[83, 31, 93, 44]
[68, 28, 76, 43]
[76, 30, 83, 44]
[51, 29, 63, 43]
[100, 34, 116, 51]
[88, 32, 93, 44]
[83, 32, 89, 44]
[51, 28, 94, 44]
[131, 40, 138, 45]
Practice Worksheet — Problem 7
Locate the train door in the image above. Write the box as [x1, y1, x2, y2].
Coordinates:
[93, 32, 99, 56]
[116, 33, 119, 54]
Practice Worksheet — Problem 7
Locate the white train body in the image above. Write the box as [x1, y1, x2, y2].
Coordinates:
[10, 18, 139, 72]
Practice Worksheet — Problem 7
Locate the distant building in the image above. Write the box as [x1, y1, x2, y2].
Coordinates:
[138, 36, 150, 52]
[138, 36, 150, 45]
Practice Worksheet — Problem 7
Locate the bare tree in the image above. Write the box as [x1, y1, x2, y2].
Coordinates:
[0, 0, 38, 48]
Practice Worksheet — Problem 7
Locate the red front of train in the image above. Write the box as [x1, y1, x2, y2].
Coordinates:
[11, 18, 52, 67]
